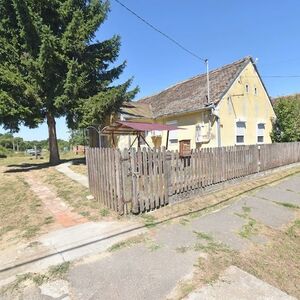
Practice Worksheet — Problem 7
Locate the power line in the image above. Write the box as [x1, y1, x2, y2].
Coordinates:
[246, 75, 300, 78]
[113, 0, 207, 62]
[262, 75, 300, 78]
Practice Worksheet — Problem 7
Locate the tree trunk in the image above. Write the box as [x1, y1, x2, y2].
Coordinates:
[47, 112, 60, 165]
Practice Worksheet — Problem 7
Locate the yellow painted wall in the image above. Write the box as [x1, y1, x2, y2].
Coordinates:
[148, 110, 218, 151]
[217, 61, 276, 146]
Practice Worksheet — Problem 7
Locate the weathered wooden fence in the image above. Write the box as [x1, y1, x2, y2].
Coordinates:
[86, 142, 300, 214]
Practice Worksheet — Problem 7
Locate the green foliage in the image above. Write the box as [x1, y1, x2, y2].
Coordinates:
[0, 132, 69, 152]
[69, 129, 87, 146]
[0, 145, 10, 158]
[0, 0, 137, 162]
[271, 95, 300, 142]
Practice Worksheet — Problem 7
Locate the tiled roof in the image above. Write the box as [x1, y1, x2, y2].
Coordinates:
[119, 102, 153, 119]
[137, 56, 253, 118]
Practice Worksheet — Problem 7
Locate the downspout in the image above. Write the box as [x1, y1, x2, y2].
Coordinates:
[216, 116, 221, 147]
[210, 105, 221, 147]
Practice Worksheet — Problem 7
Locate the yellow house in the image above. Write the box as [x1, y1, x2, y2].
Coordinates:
[113, 56, 276, 151]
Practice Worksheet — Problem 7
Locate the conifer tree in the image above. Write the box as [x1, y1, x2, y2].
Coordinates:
[0, 0, 137, 164]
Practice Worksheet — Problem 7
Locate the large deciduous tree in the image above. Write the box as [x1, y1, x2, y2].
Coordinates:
[271, 94, 300, 142]
[0, 0, 137, 164]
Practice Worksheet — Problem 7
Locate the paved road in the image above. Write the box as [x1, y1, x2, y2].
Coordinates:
[2, 173, 300, 300]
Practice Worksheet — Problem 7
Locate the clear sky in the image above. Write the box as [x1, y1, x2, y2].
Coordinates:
[1, 0, 300, 141]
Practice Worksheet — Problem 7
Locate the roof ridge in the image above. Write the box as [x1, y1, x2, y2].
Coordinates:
[137, 56, 252, 103]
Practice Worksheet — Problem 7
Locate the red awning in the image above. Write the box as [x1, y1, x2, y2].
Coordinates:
[101, 121, 181, 135]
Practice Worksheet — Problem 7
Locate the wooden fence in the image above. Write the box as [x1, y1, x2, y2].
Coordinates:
[86, 142, 300, 214]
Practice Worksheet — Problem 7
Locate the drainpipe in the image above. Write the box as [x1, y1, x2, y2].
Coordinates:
[216, 116, 221, 147]
[210, 106, 221, 147]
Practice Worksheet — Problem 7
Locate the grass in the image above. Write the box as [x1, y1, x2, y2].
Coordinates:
[275, 201, 300, 209]
[286, 219, 300, 238]
[0, 167, 53, 247]
[1, 261, 71, 295]
[100, 208, 110, 217]
[142, 214, 157, 228]
[179, 218, 190, 226]
[48, 261, 71, 278]
[193, 231, 213, 241]
[108, 235, 146, 252]
[239, 218, 258, 239]
[175, 218, 300, 300]
[69, 164, 87, 176]
[39, 167, 118, 221]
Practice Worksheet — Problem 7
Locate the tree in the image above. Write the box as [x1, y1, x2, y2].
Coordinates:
[0, 0, 137, 164]
[271, 94, 300, 142]
[69, 129, 87, 147]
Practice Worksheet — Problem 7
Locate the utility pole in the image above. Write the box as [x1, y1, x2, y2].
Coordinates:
[205, 59, 210, 103]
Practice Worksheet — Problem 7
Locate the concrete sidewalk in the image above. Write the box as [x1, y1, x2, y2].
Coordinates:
[184, 266, 296, 300]
[55, 162, 88, 188]
[0, 221, 146, 288]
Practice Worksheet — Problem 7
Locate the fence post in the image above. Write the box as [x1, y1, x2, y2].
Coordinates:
[162, 147, 170, 204]
[121, 148, 131, 214]
[257, 145, 261, 172]
[115, 150, 124, 215]
[130, 148, 139, 214]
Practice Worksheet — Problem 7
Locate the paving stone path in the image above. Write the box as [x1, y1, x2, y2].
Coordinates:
[55, 162, 88, 188]
[2, 173, 300, 300]
[24, 173, 87, 228]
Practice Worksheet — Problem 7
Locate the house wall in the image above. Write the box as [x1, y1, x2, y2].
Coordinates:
[217, 62, 276, 146]
[150, 110, 218, 151]
[114, 61, 275, 151]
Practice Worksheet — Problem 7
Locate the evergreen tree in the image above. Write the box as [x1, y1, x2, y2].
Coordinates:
[0, 0, 137, 164]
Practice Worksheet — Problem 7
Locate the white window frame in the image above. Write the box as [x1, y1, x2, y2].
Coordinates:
[235, 119, 246, 145]
[166, 120, 178, 144]
[257, 122, 265, 144]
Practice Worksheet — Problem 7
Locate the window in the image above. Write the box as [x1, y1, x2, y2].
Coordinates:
[236, 121, 246, 144]
[245, 84, 249, 93]
[166, 120, 178, 144]
[254, 87, 258, 95]
[257, 123, 265, 143]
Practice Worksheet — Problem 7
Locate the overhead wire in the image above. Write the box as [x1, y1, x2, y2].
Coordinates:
[113, 1, 300, 82]
[113, 0, 207, 63]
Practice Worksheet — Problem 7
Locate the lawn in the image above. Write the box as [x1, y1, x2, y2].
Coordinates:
[0, 152, 115, 248]
[0, 166, 54, 249]
[69, 163, 88, 176]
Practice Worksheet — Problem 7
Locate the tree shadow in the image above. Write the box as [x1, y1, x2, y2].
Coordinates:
[4, 157, 86, 173]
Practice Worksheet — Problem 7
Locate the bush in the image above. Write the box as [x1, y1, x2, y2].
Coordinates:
[0, 145, 11, 158]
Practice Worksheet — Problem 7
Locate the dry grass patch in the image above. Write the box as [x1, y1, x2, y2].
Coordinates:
[174, 218, 300, 300]
[69, 163, 87, 176]
[1, 261, 71, 296]
[0, 168, 53, 248]
[108, 234, 147, 252]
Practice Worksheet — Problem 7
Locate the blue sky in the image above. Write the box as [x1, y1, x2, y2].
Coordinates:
[1, 0, 300, 141]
